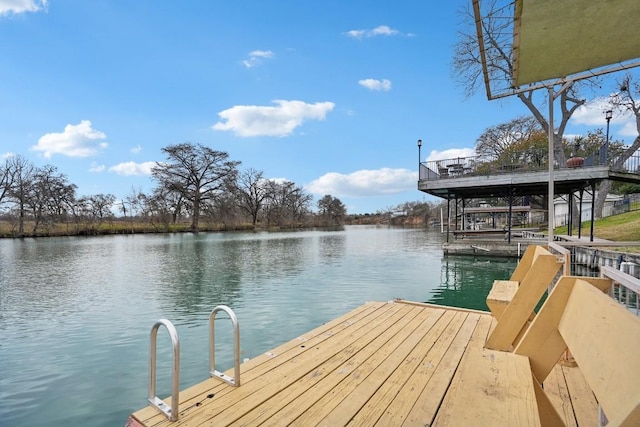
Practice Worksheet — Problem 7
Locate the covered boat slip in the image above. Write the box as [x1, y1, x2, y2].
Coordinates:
[127, 300, 596, 427]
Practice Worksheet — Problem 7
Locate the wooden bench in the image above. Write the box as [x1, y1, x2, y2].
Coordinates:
[438, 276, 640, 426]
[485, 245, 562, 351]
[515, 277, 640, 426]
[486, 245, 613, 352]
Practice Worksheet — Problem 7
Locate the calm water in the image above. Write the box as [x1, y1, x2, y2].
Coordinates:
[0, 226, 516, 427]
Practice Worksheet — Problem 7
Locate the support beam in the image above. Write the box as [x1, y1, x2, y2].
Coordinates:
[446, 197, 450, 243]
[590, 182, 596, 242]
[578, 188, 584, 239]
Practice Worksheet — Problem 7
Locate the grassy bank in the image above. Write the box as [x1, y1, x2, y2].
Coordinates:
[554, 209, 640, 241]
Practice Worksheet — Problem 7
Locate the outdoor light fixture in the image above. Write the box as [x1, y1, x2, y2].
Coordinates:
[605, 110, 613, 163]
[417, 139, 422, 165]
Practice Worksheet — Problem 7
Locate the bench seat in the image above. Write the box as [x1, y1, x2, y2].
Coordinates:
[434, 347, 540, 426]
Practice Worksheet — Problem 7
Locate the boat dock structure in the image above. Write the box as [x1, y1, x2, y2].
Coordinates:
[126, 245, 640, 426]
[417, 151, 640, 244]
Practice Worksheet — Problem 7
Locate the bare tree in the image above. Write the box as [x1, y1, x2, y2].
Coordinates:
[5, 155, 35, 236]
[234, 168, 269, 226]
[596, 73, 640, 217]
[476, 116, 542, 160]
[151, 143, 240, 231]
[76, 193, 116, 230]
[124, 187, 148, 218]
[263, 180, 312, 227]
[317, 195, 346, 226]
[25, 165, 76, 233]
[0, 158, 15, 208]
[140, 187, 181, 229]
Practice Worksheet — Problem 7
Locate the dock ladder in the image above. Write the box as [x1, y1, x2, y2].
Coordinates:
[209, 305, 241, 387]
[147, 305, 241, 422]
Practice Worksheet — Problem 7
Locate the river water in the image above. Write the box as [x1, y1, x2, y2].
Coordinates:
[0, 226, 516, 427]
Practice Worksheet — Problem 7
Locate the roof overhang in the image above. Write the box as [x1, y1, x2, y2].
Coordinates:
[513, 0, 640, 87]
[473, 0, 640, 99]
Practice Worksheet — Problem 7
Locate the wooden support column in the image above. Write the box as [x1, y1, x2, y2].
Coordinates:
[446, 196, 450, 243]
[508, 187, 513, 244]
[578, 187, 584, 239]
[589, 182, 596, 242]
[567, 192, 573, 236]
[454, 196, 459, 239]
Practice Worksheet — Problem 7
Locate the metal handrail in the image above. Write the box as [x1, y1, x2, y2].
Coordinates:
[417, 147, 640, 182]
[209, 305, 241, 387]
[148, 319, 180, 421]
[600, 265, 640, 316]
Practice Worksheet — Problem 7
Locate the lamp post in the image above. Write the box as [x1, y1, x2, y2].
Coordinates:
[604, 110, 612, 163]
[417, 139, 422, 167]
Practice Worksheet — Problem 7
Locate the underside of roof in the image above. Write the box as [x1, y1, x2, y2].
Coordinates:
[512, 0, 640, 86]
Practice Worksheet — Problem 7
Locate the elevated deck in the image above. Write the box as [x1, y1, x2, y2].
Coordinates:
[419, 165, 614, 199]
[417, 152, 640, 200]
[127, 301, 596, 426]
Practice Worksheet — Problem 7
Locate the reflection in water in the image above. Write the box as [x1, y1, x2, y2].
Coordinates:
[0, 226, 515, 427]
[318, 232, 346, 265]
[428, 255, 517, 311]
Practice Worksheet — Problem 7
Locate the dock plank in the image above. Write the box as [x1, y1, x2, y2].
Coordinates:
[229, 303, 429, 426]
[353, 310, 473, 426]
[561, 364, 598, 426]
[381, 311, 480, 426]
[543, 364, 577, 427]
[315, 309, 455, 426]
[286, 305, 444, 426]
[176, 303, 407, 427]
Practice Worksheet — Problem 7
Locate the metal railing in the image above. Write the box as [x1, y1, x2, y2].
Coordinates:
[419, 147, 640, 181]
[601, 265, 640, 316]
[546, 243, 640, 317]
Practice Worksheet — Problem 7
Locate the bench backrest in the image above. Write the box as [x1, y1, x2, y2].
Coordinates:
[509, 244, 540, 282]
[485, 245, 561, 351]
[516, 277, 640, 426]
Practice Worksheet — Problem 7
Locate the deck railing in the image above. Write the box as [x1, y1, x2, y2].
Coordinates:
[546, 243, 640, 317]
[419, 147, 640, 181]
[600, 265, 640, 316]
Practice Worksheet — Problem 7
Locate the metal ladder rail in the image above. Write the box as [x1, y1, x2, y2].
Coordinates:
[209, 305, 241, 386]
[148, 319, 180, 421]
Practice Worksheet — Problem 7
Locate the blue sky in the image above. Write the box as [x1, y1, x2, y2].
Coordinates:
[1, 0, 637, 214]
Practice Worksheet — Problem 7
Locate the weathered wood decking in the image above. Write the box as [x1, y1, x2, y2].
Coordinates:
[127, 300, 596, 426]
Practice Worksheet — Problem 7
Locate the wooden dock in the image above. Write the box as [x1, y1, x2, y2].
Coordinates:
[126, 300, 596, 426]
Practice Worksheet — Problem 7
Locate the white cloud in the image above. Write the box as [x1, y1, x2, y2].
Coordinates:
[572, 97, 638, 137]
[31, 120, 108, 158]
[0, 0, 47, 15]
[212, 100, 335, 137]
[358, 78, 391, 91]
[426, 148, 476, 162]
[345, 25, 401, 39]
[130, 144, 142, 154]
[1, 151, 15, 159]
[108, 161, 155, 176]
[267, 177, 289, 185]
[242, 50, 274, 68]
[306, 168, 416, 198]
[89, 162, 105, 173]
[572, 98, 614, 126]
[619, 120, 638, 137]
